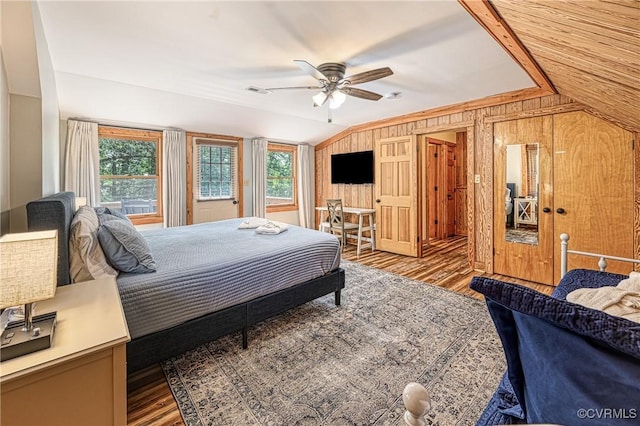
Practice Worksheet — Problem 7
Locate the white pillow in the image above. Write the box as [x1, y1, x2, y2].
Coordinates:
[69, 206, 118, 282]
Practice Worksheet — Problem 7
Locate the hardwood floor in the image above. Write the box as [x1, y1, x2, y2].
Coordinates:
[127, 236, 554, 425]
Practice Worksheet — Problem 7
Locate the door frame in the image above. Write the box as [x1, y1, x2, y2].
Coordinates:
[413, 121, 475, 267]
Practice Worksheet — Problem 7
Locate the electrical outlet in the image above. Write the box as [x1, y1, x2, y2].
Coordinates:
[474, 174, 481, 184]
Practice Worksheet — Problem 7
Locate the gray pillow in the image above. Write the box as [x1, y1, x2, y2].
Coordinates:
[94, 207, 132, 223]
[97, 218, 156, 273]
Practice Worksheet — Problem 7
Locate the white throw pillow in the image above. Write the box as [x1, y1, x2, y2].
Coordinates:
[69, 206, 118, 282]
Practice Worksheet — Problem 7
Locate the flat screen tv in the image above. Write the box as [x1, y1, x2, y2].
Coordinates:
[331, 150, 374, 184]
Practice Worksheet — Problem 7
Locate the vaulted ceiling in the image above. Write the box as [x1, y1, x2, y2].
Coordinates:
[32, 0, 538, 144]
[489, 0, 639, 131]
[7, 1, 639, 145]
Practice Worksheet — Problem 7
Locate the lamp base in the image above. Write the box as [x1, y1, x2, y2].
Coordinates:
[0, 312, 57, 362]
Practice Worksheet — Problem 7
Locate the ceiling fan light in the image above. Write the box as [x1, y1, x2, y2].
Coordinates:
[312, 92, 327, 107]
[329, 91, 346, 109]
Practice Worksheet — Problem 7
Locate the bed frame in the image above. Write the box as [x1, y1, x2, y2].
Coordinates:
[26, 192, 345, 373]
[560, 233, 640, 278]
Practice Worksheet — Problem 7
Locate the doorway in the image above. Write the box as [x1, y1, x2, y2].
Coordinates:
[420, 131, 469, 253]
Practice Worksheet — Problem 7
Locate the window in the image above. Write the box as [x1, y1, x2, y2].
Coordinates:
[267, 143, 297, 212]
[196, 138, 238, 200]
[98, 126, 162, 224]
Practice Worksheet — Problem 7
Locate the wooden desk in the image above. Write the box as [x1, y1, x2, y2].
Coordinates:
[1, 277, 130, 426]
[317, 206, 376, 257]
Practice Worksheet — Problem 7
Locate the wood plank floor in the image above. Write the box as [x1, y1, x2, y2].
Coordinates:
[127, 236, 554, 426]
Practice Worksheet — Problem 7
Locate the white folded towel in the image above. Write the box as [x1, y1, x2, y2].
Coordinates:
[255, 220, 289, 235]
[567, 271, 640, 323]
[238, 217, 269, 229]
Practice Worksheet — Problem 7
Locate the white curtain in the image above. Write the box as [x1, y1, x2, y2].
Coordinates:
[163, 130, 187, 227]
[297, 144, 314, 228]
[252, 137, 268, 217]
[64, 119, 100, 206]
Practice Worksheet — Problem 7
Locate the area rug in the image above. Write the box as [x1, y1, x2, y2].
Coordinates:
[162, 260, 505, 425]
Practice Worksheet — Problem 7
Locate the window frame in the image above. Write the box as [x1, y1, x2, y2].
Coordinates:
[266, 143, 298, 213]
[98, 126, 163, 225]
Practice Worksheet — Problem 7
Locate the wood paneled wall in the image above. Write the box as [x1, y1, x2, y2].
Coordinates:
[315, 94, 640, 272]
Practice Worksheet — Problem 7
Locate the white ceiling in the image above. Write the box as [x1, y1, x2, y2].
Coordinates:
[36, 0, 535, 144]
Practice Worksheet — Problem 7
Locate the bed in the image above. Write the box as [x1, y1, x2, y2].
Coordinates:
[26, 192, 345, 373]
[471, 235, 640, 425]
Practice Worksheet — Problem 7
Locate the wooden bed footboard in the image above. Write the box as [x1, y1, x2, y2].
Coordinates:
[560, 233, 640, 278]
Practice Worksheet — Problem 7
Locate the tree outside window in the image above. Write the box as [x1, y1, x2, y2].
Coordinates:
[267, 144, 297, 211]
[98, 126, 162, 224]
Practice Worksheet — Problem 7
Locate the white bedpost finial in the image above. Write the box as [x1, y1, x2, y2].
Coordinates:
[560, 233, 570, 279]
[402, 382, 430, 426]
[598, 257, 608, 272]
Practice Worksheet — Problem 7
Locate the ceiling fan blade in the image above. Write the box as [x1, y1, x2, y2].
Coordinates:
[343, 67, 393, 85]
[264, 85, 323, 91]
[340, 87, 383, 101]
[293, 59, 327, 82]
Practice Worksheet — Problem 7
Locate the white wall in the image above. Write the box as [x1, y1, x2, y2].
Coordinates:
[2, 1, 60, 231]
[0, 37, 10, 234]
[32, 2, 60, 195]
[10, 94, 42, 232]
[506, 144, 522, 197]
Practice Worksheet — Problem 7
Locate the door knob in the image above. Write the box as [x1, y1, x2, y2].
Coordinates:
[375, 199, 381, 203]
[542, 207, 551, 213]
[232, 200, 238, 205]
[556, 208, 566, 214]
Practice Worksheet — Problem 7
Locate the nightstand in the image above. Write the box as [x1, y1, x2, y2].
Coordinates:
[1, 277, 130, 426]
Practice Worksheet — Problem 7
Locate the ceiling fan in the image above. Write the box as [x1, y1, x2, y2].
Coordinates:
[248, 60, 394, 110]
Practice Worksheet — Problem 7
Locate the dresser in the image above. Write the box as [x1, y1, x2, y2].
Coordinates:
[0, 277, 130, 426]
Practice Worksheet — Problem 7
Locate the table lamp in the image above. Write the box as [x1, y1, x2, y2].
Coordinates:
[1, 230, 58, 362]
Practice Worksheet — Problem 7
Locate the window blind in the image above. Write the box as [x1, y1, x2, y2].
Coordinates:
[195, 138, 238, 200]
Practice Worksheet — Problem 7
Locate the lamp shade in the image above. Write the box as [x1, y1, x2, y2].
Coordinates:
[312, 91, 327, 107]
[0, 230, 58, 309]
[329, 91, 346, 109]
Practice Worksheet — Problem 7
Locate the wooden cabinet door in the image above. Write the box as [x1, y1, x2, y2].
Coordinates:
[553, 111, 634, 280]
[494, 117, 554, 285]
[375, 135, 418, 257]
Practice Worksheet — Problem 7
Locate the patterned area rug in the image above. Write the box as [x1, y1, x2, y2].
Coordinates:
[162, 261, 505, 425]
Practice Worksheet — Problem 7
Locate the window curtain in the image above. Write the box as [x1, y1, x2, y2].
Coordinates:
[163, 130, 187, 227]
[64, 119, 100, 206]
[297, 144, 314, 228]
[252, 137, 268, 217]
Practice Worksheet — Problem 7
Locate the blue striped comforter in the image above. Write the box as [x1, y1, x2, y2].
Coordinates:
[117, 218, 341, 339]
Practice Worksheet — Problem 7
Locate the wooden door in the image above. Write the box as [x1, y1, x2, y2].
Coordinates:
[445, 145, 456, 237]
[494, 117, 554, 285]
[375, 135, 419, 257]
[191, 139, 241, 224]
[454, 132, 468, 236]
[427, 144, 439, 239]
[553, 112, 634, 280]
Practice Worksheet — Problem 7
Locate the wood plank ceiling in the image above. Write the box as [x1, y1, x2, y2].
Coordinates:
[489, 0, 639, 131]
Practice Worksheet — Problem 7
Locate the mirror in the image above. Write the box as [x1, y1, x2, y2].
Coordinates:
[505, 143, 539, 245]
